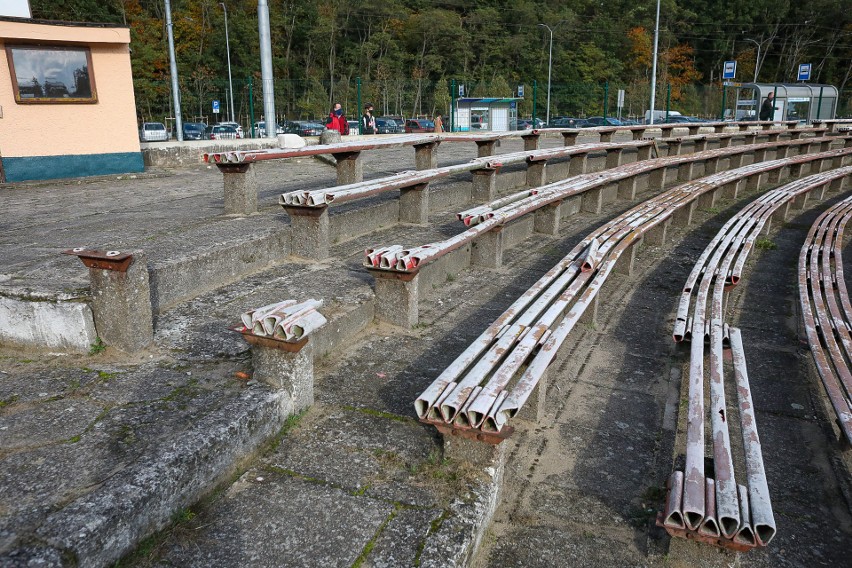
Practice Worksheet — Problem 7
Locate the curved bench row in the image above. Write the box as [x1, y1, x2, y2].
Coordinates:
[799, 192, 852, 445]
[661, 168, 852, 551]
[412, 154, 852, 446]
[367, 136, 848, 275]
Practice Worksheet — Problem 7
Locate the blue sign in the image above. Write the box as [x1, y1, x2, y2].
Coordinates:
[517, 84, 524, 98]
[510, 101, 517, 109]
[458, 84, 465, 97]
[212, 99, 220, 114]
[798, 63, 812, 81]
[722, 61, 737, 80]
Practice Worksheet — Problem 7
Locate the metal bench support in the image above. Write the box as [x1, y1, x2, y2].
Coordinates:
[220, 163, 258, 216]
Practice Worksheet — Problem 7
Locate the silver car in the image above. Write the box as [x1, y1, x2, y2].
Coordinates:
[139, 122, 169, 142]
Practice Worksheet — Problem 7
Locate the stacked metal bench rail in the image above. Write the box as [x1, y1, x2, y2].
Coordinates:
[544, 120, 800, 145]
[367, 135, 849, 276]
[277, 139, 661, 260]
[412, 147, 852, 447]
[661, 166, 852, 552]
[799, 188, 852, 446]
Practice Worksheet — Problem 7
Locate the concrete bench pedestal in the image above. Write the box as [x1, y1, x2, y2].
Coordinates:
[219, 164, 258, 215]
[250, 338, 315, 413]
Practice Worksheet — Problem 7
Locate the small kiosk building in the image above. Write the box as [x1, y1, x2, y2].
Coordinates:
[731, 83, 838, 123]
[453, 97, 522, 132]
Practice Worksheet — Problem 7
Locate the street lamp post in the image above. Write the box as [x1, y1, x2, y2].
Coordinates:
[649, 0, 661, 125]
[220, 2, 235, 123]
[538, 23, 553, 125]
[744, 38, 761, 83]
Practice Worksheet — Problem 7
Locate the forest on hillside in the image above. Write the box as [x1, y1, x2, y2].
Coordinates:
[30, 0, 852, 124]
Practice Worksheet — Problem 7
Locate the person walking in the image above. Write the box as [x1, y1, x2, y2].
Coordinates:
[327, 103, 349, 135]
[361, 103, 376, 134]
[433, 114, 444, 133]
[759, 92, 777, 121]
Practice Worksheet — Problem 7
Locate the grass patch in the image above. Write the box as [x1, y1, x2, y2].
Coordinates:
[0, 395, 19, 409]
[414, 510, 452, 566]
[98, 370, 119, 381]
[264, 410, 308, 452]
[756, 237, 778, 250]
[88, 338, 106, 355]
[352, 506, 399, 568]
[445, 273, 456, 283]
[344, 405, 414, 424]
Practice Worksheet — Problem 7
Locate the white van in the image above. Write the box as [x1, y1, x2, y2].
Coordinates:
[644, 110, 682, 124]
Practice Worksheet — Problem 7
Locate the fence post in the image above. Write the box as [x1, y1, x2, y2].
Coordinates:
[248, 76, 255, 138]
[665, 83, 671, 121]
[720, 83, 727, 120]
[816, 86, 824, 122]
[603, 81, 609, 119]
[533, 80, 538, 125]
[356, 77, 362, 134]
[450, 79, 456, 132]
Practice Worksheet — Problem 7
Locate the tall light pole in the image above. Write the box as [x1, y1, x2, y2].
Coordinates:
[538, 23, 553, 125]
[258, 0, 276, 138]
[744, 38, 761, 83]
[220, 3, 235, 123]
[648, 0, 661, 125]
[164, 0, 183, 141]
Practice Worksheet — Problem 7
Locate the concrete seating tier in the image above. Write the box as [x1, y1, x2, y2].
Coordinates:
[798, 187, 852, 446]
[364, 137, 852, 329]
[413, 149, 852, 450]
[661, 167, 852, 551]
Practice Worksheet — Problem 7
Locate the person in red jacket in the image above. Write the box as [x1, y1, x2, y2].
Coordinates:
[327, 103, 349, 134]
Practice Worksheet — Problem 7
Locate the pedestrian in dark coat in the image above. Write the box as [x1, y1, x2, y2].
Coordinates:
[759, 92, 777, 121]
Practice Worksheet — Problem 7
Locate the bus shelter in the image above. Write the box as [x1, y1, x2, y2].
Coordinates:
[453, 98, 521, 132]
[731, 83, 837, 123]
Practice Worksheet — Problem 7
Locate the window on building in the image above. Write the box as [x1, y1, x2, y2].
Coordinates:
[6, 45, 97, 103]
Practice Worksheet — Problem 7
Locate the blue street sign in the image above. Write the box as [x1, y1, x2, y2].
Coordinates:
[722, 61, 737, 80]
[798, 63, 812, 81]
[510, 101, 517, 109]
[517, 84, 524, 98]
[458, 84, 465, 97]
[212, 100, 220, 114]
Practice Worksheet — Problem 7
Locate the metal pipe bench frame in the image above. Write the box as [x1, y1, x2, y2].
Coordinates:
[544, 120, 800, 145]
[412, 150, 852, 449]
[799, 190, 852, 446]
[367, 136, 850, 277]
[661, 167, 852, 552]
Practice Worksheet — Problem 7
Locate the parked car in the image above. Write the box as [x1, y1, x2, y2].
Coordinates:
[182, 122, 207, 140]
[620, 118, 641, 126]
[205, 124, 239, 140]
[376, 117, 405, 134]
[404, 118, 435, 133]
[293, 121, 325, 136]
[545, 117, 586, 128]
[516, 118, 546, 130]
[139, 122, 169, 142]
[215, 121, 243, 138]
[662, 115, 692, 124]
[253, 121, 286, 137]
[583, 116, 624, 127]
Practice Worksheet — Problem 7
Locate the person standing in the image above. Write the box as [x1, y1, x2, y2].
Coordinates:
[361, 103, 376, 134]
[759, 92, 777, 121]
[327, 103, 349, 134]
[433, 114, 444, 133]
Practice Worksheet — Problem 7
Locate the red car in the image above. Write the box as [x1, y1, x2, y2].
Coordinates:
[404, 119, 435, 133]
